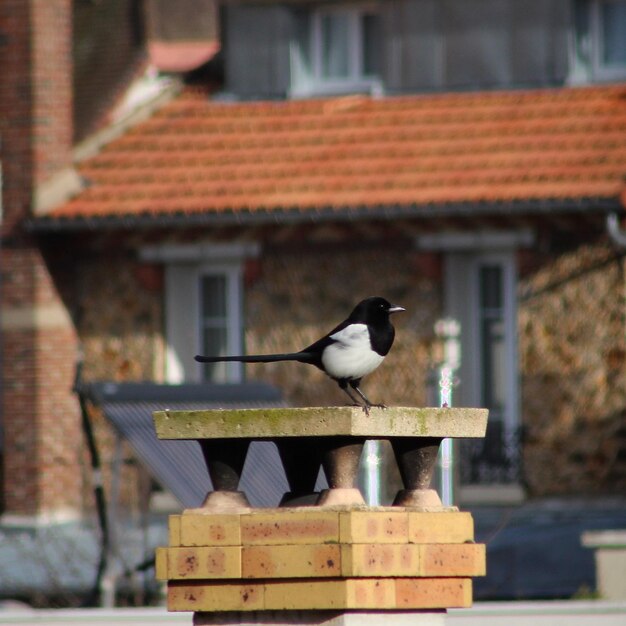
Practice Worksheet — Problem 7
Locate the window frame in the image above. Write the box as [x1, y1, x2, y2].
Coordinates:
[290, 3, 383, 97]
[590, 0, 626, 79]
[441, 245, 523, 495]
[573, 0, 626, 82]
[195, 262, 244, 384]
[145, 242, 258, 385]
[466, 252, 519, 434]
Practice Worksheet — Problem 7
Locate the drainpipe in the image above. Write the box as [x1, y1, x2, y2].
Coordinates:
[607, 215, 626, 326]
[73, 357, 110, 606]
[434, 318, 461, 507]
[607, 213, 626, 248]
[607, 213, 626, 413]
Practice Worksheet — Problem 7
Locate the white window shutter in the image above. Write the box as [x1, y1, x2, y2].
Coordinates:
[165, 264, 200, 383]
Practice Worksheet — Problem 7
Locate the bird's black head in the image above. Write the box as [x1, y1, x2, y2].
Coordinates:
[349, 297, 405, 325]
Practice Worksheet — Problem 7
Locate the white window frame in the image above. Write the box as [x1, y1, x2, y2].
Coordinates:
[466, 252, 519, 434]
[444, 250, 522, 502]
[572, 0, 626, 83]
[141, 242, 258, 384]
[290, 4, 383, 98]
[195, 263, 244, 384]
[443, 251, 519, 432]
[589, 0, 626, 80]
[421, 231, 533, 502]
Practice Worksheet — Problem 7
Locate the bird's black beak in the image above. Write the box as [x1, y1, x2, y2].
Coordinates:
[388, 305, 405, 314]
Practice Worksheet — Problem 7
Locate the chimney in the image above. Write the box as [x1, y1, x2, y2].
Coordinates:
[0, 0, 82, 519]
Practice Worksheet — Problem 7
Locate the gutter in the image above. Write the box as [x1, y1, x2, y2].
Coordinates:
[26, 197, 622, 234]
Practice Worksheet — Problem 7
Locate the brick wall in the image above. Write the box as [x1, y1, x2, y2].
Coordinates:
[66, 235, 439, 511]
[68, 228, 626, 500]
[73, 0, 146, 142]
[0, 245, 81, 516]
[146, 0, 218, 42]
[30, 0, 74, 186]
[78, 253, 164, 383]
[245, 242, 441, 408]
[0, 0, 81, 517]
[519, 238, 626, 496]
[72, 238, 440, 405]
[0, 0, 33, 235]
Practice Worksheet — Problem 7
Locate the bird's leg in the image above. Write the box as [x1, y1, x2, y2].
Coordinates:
[352, 384, 386, 412]
[339, 380, 368, 413]
[341, 385, 365, 409]
[352, 386, 372, 415]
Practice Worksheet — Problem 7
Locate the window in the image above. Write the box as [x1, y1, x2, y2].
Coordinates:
[143, 242, 257, 384]
[200, 274, 229, 380]
[198, 268, 243, 383]
[595, 0, 626, 69]
[478, 264, 508, 420]
[572, 0, 626, 81]
[290, 5, 383, 97]
[444, 250, 521, 488]
[165, 262, 244, 384]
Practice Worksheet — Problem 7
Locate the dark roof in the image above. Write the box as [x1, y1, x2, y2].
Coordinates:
[87, 382, 322, 508]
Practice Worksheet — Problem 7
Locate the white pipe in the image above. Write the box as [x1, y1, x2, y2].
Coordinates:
[364, 440, 381, 506]
[607, 213, 626, 248]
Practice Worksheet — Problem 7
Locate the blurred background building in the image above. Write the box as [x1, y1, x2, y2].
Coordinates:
[0, 0, 625, 606]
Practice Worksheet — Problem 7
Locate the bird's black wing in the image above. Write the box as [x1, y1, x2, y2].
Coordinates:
[298, 318, 354, 368]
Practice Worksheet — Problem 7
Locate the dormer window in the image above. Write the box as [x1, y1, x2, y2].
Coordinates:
[594, 0, 626, 72]
[573, 0, 626, 82]
[290, 4, 383, 97]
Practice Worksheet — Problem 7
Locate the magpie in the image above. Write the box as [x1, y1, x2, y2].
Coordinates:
[194, 296, 405, 414]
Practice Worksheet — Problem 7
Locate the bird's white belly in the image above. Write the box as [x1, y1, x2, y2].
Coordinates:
[322, 324, 385, 380]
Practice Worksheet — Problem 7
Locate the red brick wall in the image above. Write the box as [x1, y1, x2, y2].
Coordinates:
[73, 0, 146, 141]
[0, 0, 72, 230]
[0, 0, 33, 234]
[30, 0, 73, 186]
[0, 0, 81, 517]
[0, 245, 81, 516]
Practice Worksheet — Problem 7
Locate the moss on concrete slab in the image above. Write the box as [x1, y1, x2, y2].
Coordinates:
[153, 406, 488, 440]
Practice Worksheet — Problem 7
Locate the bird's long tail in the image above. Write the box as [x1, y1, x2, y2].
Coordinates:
[194, 352, 314, 364]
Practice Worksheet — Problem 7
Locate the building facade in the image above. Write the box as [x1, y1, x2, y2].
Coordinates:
[1, 0, 625, 520]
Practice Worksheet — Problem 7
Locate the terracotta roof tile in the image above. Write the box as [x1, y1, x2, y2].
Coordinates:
[45, 84, 626, 225]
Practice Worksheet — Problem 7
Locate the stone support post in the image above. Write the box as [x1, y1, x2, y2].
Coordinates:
[153, 406, 488, 624]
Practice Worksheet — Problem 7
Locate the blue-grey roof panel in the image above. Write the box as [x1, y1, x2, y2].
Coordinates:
[88, 382, 317, 508]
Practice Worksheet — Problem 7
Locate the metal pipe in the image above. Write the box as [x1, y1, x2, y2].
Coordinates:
[73, 358, 110, 606]
[435, 318, 461, 507]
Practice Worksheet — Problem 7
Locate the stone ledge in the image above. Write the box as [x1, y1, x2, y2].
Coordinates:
[153, 407, 488, 440]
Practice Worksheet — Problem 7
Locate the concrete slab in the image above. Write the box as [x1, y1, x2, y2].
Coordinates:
[153, 407, 488, 440]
